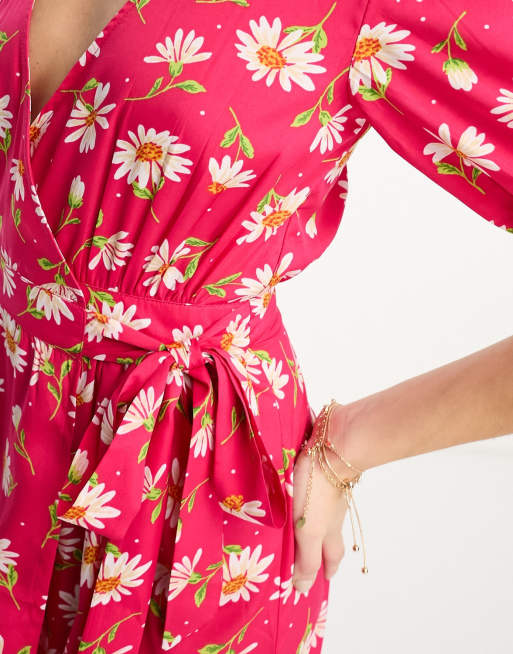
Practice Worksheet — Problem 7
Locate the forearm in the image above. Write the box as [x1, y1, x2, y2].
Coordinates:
[338, 334, 513, 473]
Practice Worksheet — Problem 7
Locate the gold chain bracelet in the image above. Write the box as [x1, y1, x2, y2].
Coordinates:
[296, 398, 368, 574]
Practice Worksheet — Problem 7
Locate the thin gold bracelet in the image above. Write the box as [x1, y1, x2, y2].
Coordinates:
[296, 398, 368, 574]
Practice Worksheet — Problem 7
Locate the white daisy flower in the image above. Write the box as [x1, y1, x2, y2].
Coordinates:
[190, 414, 214, 458]
[220, 313, 251, 358]
[443, 58, 478, 91]
[88, 231, 134, 271]
[91, 550, 152, 606]
[168, 548, 203, 601]
[142, 239, 190, 296]
[80, 530, 102, 588]
[64, 82, 116, 153]
[231, 349, 262, 384]
[270, 564, 306, 605]
[305, 213, 317, 238]
[262, 357, 288, 399]
[354, 117, 367, 134]
[310, 104, 352, 154]
[324, 149, 353, 184]
[69, 370, 94, 413]
[241, 377, 259, 416]
[27, 283, 77, 325]
[235, 16, 326, 92]
[219, 494, 266, 525]
[29, 110, 53, 155]
[58, 583, 80, 626]
[310, 599, 329, 648]
[78, 32, 104, 66]
[142, 462, 167, 501]
[490, 87, 513, 128]
[2, 440, 15, 497]
[163, 324, 203, 368]
[112, 124, 193, 187]
[0, 247, 17, 298]
[219, 543, 274, 606]
[67, 175, 85, 209]
[9, 158, 25, 201]
[0, 94, 13, 138]
[237, 186, 310, 244]
[348, 21, 415, 95]
[84, 301, 151, 342]
[207, 155, 256, 193]
[165, 457, 184, 528]
[423, 123, 500, 174]
[56, 526, 80, 561]
[60, 481, 121, 530]
[0, 538, 19, 572]
[29, 337, 54, 385]
[117, 386, 164, 434]
[99, 399, 116, 445]
[143, 28, 212, 65]
[67, 449, 89, 485]
[1, 308, 28, 376]
[30, 184, 47, 222]
[161, 632, 182, 651]
[338, 178, 349, 199]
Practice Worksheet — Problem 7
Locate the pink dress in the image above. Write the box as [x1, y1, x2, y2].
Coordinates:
[1, 0, 512, 652]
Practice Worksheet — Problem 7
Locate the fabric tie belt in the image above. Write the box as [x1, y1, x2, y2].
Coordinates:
[50, 287, 289, 644]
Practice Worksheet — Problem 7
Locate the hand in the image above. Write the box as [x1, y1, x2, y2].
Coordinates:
[292, 402, 360, 593]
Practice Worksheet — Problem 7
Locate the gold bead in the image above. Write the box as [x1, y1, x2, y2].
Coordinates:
[362, 566, 368, 574]
[352, 544, 360, 551]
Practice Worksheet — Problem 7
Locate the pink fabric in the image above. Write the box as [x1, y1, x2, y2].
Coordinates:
[1, 0, 512, 652]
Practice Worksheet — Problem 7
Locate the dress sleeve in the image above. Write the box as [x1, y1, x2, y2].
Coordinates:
[347, 0, 513, 232]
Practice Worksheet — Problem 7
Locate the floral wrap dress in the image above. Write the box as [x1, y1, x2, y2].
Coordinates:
[0, 0, 512, 652]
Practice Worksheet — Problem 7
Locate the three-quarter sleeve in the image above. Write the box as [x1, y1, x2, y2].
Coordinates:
[347, 0, 513, 232]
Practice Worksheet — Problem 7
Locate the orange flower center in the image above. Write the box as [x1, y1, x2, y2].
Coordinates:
[262, 291, 272, 309]
[222, 573, 247, 595]
[220, 332, 234, 351]
[76, 394, 85, 407]
[29, 125, 40, 143]
[95, 575, 122, 594]
[168, 483, 181, 501]
[262, 210, 291, 228]
[257, 45, 286, 69]
[62, 505, 87, 521]
[208, 181, 227, 195]
[83, 544, 101, 565]
[222, 494, 244, 511]
[136, 141, 163, 162]
[17, 159, 25, 175]
[85, 109, 98, 127]
[6, 330, 16, 354]
[94, 311, 109, 325]
[353, 36, 381, 62]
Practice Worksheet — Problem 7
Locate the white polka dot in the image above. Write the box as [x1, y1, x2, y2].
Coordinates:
[200, 110, 206, 116]
[254, 530, 259, 535]
[33, 238, 37, 243]
[420, 16, 426, 21]
[134, 538, 140, 543]
[116, 470, 121, 475]
[216, 24, 222, 29]
[296, 231, 301, 236]
[16, 72, 20, 77]
[20, 522, 25, 526]
[208, 493, 213, 498]
[223, 519, 228, 525]
[115, 192, 121, 198]
[185, 472, 189, 476]
[298, 172, 303, 177]
[289, 623, 294, 628]
[431, 99, 437, 104]
[141, 623, 146, 628]
[184, 620, 189, 624]
[125, 77, 130, 82]
[484, 24, 490, 29]
[264, 619, 269, 625]
[207, 207, 212, 212]
[28, 402, 32, 406]
[230, 468, 236, 474]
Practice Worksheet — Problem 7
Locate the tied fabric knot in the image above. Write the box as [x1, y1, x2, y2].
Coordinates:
[53, 295, 288, 644]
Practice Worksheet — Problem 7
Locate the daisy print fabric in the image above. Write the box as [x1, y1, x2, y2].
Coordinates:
[0, 0, 512, 653]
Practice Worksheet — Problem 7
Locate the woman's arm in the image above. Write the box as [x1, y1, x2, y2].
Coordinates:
[334, 333, 513, 473]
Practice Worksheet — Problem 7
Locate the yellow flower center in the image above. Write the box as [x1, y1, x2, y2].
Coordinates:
[17, 159, 25, 175]
[222, 494, 244, 511]
[83, 544, 101, 565]
[62, 505, 87, 521]
[262, 210, 291, 228]
[220, 332, 234, 351]
[222, 573, 247, 595]
[158, 262, 171, 276]
[85, 109, 98, 127]
[6, 329, 16, 354]
[29, 125, 40, 143]
[208, 181, 227, 194]
[94, 311, 109, 325]
[353, 36, 381, 62]
[257, 45, 286, 69]
[95, 575, 122, 594]
[136, 141, 163, 162]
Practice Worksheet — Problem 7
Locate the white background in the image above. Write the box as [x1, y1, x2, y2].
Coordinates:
[277, 127, 513, 654]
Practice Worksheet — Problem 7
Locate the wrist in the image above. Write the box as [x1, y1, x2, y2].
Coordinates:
[330, 397, 373, 475]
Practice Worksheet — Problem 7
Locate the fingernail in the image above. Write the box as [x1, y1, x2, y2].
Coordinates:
[294, 579, 312, 594]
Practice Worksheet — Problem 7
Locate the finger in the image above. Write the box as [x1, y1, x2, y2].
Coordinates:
[293, 531, 323, 594]
[322, 529, 345, 580]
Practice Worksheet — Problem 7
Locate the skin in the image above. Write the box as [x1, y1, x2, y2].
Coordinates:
[292, 332, 513, 592]
[28, 0, 127, 123]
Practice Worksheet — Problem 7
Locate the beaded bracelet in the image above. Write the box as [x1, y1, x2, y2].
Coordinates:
[295, 398, 368, 574]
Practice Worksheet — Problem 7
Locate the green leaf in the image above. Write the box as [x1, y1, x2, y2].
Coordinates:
[237, 622, 249, 643]
[184, 237, 209, 247]
[57, 492, 73, 502]
[7, 564, 18, 587]
[256, 190, 272, 213]
[132, 182, 153, 200]
[78, 640, 93, 651]
[147, 76, 164, 98]
[107, 622, 120, 642]
[28, 308, 45, 320]
[358, 86, 382, 101]
[96, 208, 104, 227]
[151, 498, 163, 523]
[435, 162, 462, 176]
[452, 26, 467, 50]
[16, 648, 32, 654]
[91, 647, 106, 654]
[89, 471, 99, 486]
[138, 440, 150, 463]
[431, 38, 448, 53]
[184, 255, 200, 280]
[41, 360, 55, 375]
[38, 257, 56, 270]
[223, 544, 242, 554]
[173, 80, 206, 94]
[149, 597, 162, 618]
[82, 78, 98, 91]
[240, 134, 254, 159]
[251, 349, 272, 363]
[188, 488, 197, 512]
[194, 581, 208, 607]
[47, 382, 60, 402]
[206, 561, 223, 570]
[313, 27, 328, 53]
[91, 235, 107, 248]
[290, 107, 315, 127]
[203, 285, 226, 297]
[146, 487, 161, 501]
[220, 126, 239, 148]
[188, 571, 202, 584]
[231, 406, 237, 431]
[94, 290, 115, 305]
[198, 645, 224, 654]
[326, 82, 335, 104]
[472, 167, 482, 182]
[318, 110, 331, 126]
[60, 359, 72, 381]
[105, 542, 121, 557]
